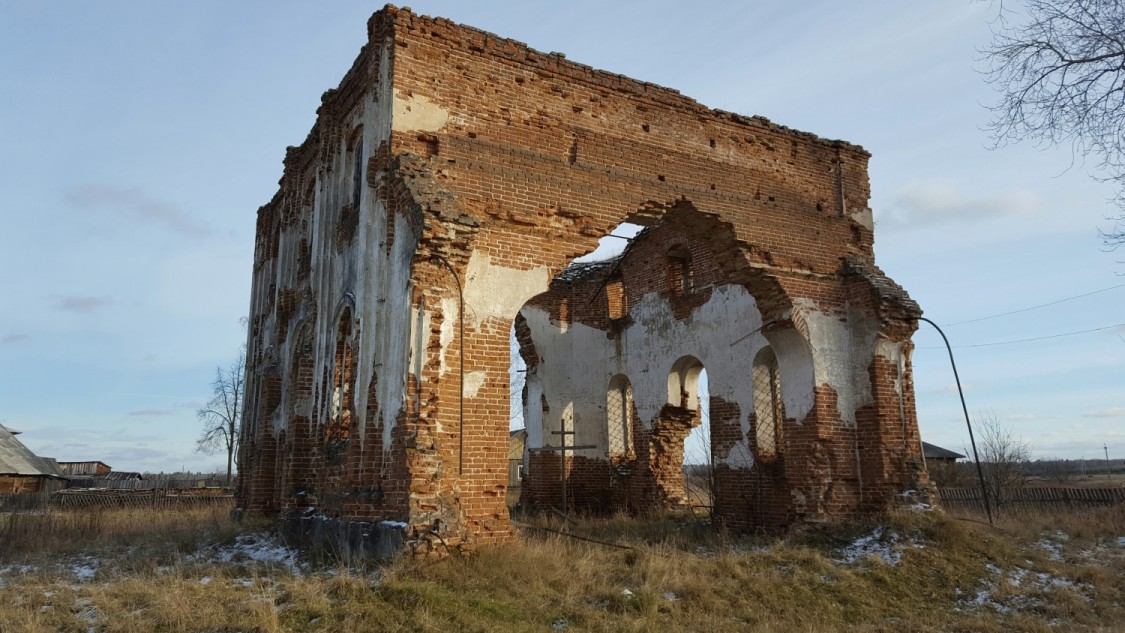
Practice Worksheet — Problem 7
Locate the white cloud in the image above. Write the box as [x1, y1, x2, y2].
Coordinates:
[1006, 413, 1060, 422]
[127, 408, 174, 417]
[66, 184, 215, 240]
[1082, 407, 1125, 418]
[876, 179, 1043, 229]
[49, 295, 113, 313]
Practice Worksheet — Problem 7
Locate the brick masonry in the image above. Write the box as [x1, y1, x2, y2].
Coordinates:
[237, 4, 934, 551]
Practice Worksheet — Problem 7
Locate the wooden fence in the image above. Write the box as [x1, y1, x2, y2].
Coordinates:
[47, 487, 233, 510]
[939, 486, 1125, 513]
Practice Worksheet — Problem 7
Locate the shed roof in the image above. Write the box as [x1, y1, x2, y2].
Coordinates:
[57, 461, 112, 476]
[922, 441, 965, 461]
[102, 471, 144, 481]
[0, 424, 63, 477]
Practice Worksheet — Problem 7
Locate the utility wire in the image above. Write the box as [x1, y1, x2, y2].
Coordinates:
[945, 282, 1125, 326]
[921, 321, 1125, 349]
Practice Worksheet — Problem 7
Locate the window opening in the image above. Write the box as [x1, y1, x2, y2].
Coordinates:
[607, 375, 634, 457]
[351, 135, 364, 209]
[751, 346, 782, 459]
[666, 246, 692, 296]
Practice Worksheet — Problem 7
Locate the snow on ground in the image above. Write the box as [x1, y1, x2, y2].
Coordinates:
[834, 527, 923, 566]
[0, 532, 305, 583]
[958, 564, 1088, 614]
[1034, 530, 1068, 561]
[187, 533, 304, 575]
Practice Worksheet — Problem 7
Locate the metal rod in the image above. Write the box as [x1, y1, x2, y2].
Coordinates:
[431, 255, 465, 476]
[916, 317, 993, 525]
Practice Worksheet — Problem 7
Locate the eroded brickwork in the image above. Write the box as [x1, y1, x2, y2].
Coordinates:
[238, 5, 932, 551]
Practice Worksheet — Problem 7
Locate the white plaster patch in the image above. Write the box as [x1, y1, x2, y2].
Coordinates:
[392, 90, 449, 132]
[520, 306, 612, 458]
[797, 298, 879, 426]
[715, 441, 755, 469]
[876, 339, 906, 398]
[462, 251, 551, 329]
[850, 207, 874, 231]
[763, 328, 816, 423]
[520, 284, 800, 468]
[463, 371, 488, 399]
[437, 296, 457, 375]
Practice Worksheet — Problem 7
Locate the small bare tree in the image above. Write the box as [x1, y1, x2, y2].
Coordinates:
[981, 0, 1125, 246]
[196, 347, 245, 485]
[972, 411, 1031, 508]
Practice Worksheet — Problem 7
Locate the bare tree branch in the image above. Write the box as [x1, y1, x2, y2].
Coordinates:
[981, 0, 1125, 246]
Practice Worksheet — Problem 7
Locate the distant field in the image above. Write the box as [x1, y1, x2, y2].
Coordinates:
[1024, 475, 1125, 489]
[0, 502, 1122, 632]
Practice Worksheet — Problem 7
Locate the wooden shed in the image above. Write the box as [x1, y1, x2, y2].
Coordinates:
[0, 424, 66, 494]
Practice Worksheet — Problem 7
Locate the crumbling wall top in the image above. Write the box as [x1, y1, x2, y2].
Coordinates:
[377, 4, 869, 157]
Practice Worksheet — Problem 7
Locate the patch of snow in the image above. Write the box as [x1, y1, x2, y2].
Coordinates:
[189, 533, 304, 575]
[1035, 539, 1064, 561]
[834, 527, 922, 566]
[663, 592, 680, 601]
[71, 562, 98, 581]
[1008, 567, 1029, 586]
[896, 490, 936, 513]
[960, 562, 1091, 614]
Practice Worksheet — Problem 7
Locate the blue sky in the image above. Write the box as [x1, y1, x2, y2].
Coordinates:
[1, 1, 1121, 472]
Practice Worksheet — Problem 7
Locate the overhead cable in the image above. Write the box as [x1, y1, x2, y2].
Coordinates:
[921, 321, 1125, 349]
[945, 282, 1125, 326]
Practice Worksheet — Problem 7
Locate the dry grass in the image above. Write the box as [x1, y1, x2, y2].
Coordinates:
[0, 501, 242, 562]
[0, 503, 1122, 632]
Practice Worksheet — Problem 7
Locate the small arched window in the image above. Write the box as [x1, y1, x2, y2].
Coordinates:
[751, 346, 783, 459]
[607, 375, 634, 457]
[606, 277, 626, 320]
[668, 355, 704, 410]
[666, 245, 692, 296]
[327, 307, 354, 446]
[348, 129, 364, 208]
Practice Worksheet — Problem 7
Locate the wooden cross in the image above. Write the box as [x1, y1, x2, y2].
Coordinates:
[529, 415, 595, 515]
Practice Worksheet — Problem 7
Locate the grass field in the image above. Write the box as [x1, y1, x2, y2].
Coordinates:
[0, 502, 1122, 632]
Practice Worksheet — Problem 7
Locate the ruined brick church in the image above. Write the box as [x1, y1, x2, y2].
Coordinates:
[237, 5, 931, 554]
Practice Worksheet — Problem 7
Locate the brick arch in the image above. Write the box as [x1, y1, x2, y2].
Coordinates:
[632, 199, 796, 322]
[667, 355, 705, 411]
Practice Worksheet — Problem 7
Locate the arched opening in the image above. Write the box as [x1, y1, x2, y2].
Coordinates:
[325, 306, 354, 464]
[506, 220, 643, 513]
[679, 364, 712, 511]
[666, 244, 692, 297]
[607, 374, 634, 458]
[605, 276, 627, 321]
[667, 355, 705, 411]
[506, 315, 535, 509]
[347, 127, 364, 209]
[751, 345, 783, 461]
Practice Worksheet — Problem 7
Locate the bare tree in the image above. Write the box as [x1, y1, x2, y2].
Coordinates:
[972, 411, 1031, 508]
[981, 0, 1125, 245]
[196, 347, 245, 485]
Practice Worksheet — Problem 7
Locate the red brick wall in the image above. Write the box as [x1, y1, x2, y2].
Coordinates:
[237, 5, 930, 549]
